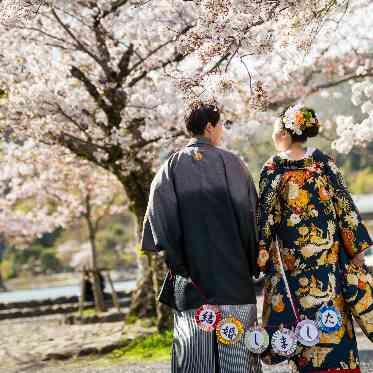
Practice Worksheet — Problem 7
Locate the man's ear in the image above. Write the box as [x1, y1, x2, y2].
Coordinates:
[205, 122, 212, 133]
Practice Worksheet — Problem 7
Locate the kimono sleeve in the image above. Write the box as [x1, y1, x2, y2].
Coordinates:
[257, 160, 282, 273]
[324, 158, 372, 258]
[244, 163, 259, 276]
[140, 157, 186, 272]
[242, 161, 259, 231]
[238, 158, 259, 276]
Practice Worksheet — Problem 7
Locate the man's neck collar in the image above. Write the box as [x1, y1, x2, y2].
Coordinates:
[187, 136, 213, 147]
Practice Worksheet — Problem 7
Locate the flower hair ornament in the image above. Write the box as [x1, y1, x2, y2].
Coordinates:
[282, 105, 318, 135]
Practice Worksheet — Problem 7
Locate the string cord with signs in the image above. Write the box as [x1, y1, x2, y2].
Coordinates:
[193, 276, 269, 351]
[192, 237, 343, 357]
[192, 280, 245, 345]
[272, 238, 319, 356]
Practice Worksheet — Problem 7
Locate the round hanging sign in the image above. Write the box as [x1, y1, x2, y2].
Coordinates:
[195, 304, 221, 332]
[244, 325, 270, 354]
[271, 328, 298, 357]
[295, 319, 320, 347]
[316, 305, 342, 334]
[216, 316, 244, 345]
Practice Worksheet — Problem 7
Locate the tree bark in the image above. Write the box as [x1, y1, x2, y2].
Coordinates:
[85, 194, 106, 313]
[152, 254, 173, 331]
[0, 268, 6, 292]
[0, 237, 6, 292]
[117, 166, 170, 329]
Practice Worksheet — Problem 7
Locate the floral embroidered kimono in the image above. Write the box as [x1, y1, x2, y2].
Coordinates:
[257, 148, 372, 373]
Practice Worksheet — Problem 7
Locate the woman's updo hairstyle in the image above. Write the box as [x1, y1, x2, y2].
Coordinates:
[280, 105, 319, 143]
[185, 101, 220, 136]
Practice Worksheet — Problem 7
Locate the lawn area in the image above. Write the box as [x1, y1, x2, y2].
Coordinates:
[108, 331, 173, 362]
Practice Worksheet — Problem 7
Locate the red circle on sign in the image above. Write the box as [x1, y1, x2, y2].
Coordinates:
[195, 305, 221, 332]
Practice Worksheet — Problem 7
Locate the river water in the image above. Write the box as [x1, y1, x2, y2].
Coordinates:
[0, 280, 137, 303]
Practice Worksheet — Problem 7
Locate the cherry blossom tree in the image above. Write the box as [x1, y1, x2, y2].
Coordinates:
[0, 0, 372, 326]
[0, 139, 126, 310]
[179, 1, 342, 67]
[179, 0, 373, 155]
[0, 0, 195, 323]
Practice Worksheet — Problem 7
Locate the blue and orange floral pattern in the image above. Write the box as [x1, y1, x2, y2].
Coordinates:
[258, 149, 372, 373]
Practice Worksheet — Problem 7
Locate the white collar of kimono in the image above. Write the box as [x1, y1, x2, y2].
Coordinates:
[278, 146, 315, 160]
[187, 136, 212, 147]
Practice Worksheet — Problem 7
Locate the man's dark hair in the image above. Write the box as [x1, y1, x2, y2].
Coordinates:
[185, 103, 220, 136]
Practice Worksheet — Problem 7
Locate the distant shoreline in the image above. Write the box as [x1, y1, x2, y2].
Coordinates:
[2, 269, 137, 292]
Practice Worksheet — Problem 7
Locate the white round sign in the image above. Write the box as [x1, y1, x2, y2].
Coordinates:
[271, 328, 298, 357]
[244, 326, 269, 354]
[295, 320, 320, 347]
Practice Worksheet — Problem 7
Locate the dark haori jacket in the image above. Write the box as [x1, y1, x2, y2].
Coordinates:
[141, 137, 259, 307]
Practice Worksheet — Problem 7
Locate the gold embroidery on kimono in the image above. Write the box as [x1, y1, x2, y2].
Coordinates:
[257, 150, 372, 370]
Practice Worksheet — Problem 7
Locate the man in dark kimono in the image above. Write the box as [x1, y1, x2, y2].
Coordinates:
[141, 102, 261, 373]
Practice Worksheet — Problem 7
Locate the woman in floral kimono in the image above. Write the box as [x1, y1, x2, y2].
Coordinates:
[257, 105, 372, 373]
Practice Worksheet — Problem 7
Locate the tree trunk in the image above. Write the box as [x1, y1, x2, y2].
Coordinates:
[92, 270, 106, 313]
[117, 166, 170, 329]
[0, 237, 6, 292]
[152, 254, 173, 331]
[85, 195, 106, 313]
[128, 254, 156, 318]
[0, 268, 6, 292]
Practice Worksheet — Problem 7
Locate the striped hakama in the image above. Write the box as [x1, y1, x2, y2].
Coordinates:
[171, 304, 262, 373]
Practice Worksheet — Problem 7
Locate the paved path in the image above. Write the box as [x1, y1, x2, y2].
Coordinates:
[0, 314, 154, 368]
[2, 358, 373, 373]
[3, 338, 373, 373]
[1, 294, 372, 373]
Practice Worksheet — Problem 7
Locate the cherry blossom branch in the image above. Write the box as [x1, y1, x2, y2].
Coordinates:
[101, 0, 129, 18]
[58, 132, 108, 167]
[128, 34, 184, 75]
[52, 4, 95, 30]
[50, 8, 105, 69]
[94, 194, 118, 232]
[309, 71, 373, 93]
[70, 66, 111, 119]
[14, 25, 73, 48]
[117, 43, 134, 84]
[128, 52, 185, 87]
[127, 23, 193, 83]
[92, 17, 116, 81]
[54, 103, 92, 141]
[267, 69, 373, 112]
[207, 41, 235, 74]
[134, 128, 186, 149]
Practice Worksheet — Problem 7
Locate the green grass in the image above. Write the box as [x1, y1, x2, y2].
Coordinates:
[109, 330, 173, 362]
[125, 313, 157, 327]
[46, 331, 173, 370]
[75, 307, 96, 317]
